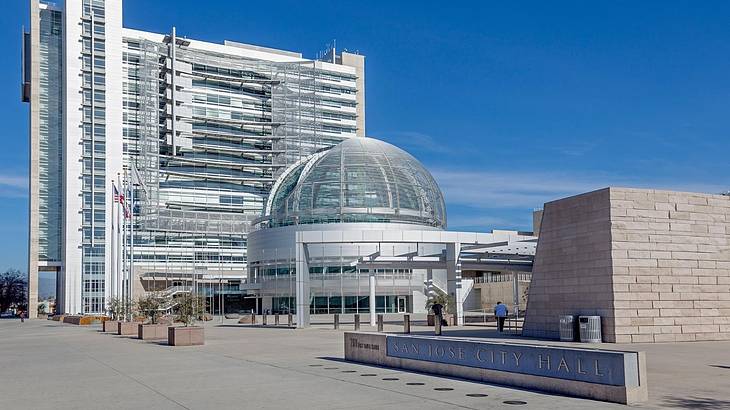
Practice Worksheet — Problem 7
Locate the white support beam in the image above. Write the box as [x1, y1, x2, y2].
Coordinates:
[369, 272, 376, 326]
[446, 242, 464, 326]
[295, 235, 310, 328]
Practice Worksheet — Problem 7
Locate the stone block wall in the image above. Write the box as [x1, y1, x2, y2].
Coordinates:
[523, 187, 730, 343]
[522, 188, 615, 340]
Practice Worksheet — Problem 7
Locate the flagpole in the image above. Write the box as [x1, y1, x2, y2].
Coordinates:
[117, 173, 123, 306]
[130, 171, 135, 315]
[122, 173, 129, 320]
[110, 179, 116, 308]
[118, 178, 122, 302]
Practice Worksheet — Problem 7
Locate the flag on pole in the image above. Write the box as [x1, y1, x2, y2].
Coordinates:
[114, 183, 130, 219]
[131, 162, 148, 197]
[113, 183, 121, 203]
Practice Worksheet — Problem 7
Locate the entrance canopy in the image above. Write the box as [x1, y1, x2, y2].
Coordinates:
[294, 229, 536, 327]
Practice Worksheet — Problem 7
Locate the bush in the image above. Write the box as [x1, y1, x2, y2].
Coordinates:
[136, 293, 166, 324]
[107, 297, 132, 321]
[173, 293, 206, 326]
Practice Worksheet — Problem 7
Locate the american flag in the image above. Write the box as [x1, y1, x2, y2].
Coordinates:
[113, 184, 122, 203]
[113, 183, 130, 218]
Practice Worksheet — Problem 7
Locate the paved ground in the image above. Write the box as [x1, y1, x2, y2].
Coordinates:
[1, 318, 729, 409]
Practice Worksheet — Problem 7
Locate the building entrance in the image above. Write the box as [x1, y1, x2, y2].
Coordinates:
[397, 296, 407, 313]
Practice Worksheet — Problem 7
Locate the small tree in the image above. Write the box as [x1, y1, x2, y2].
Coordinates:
[38, 302, 47, 316]
[0, 269, 27, 313]
[173, 293, 205, 326]
[425, 292, 453, 314]
[136, 293, 165, 324]
[107, 297, 132, 321]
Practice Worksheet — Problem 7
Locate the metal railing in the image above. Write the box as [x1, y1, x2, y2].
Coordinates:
[463, 309, 524, 332]
[473, 273, 532, 284]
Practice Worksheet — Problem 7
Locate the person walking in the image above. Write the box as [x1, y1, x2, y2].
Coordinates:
[19, 311, 25, 323]
[431, 303, 448, 327]
[494, 301, 508, 332]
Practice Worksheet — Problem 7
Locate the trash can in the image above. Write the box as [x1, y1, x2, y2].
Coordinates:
[559, 315, 576, 342]
[578, 316, 602, 343]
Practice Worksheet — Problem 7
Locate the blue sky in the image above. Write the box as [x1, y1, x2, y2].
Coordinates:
[2, 0, 730, 271]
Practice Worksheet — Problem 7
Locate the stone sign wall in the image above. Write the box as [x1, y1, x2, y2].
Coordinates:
[523, 187, 730, 343]
[345, 332, 648, 405]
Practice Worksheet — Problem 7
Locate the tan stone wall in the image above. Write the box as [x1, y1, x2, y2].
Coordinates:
[523, 187, 730, 343]
[609, 188, 730, 343]
[522, 188, 616, 340]
[475, 281, 530, 311]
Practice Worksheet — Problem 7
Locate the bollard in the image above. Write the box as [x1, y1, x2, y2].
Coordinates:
[251, 313, 255, 325]
[263, 313, 267, 326]
[435, 313, 442, 336]
[288, 313, 293, 327]
[377, 314, 384, 332]
[275, 314, 280, 326]
[354, 314, 360, 331]
[403, 314, 410, 334]
[334, 313, 339, 329]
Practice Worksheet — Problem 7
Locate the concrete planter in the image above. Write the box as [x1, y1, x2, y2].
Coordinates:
[117, 321, 139, 336]
[238, 314, 256, 324]
[168, 326, 204, 346]
[103, 320, 120, 333]
[138, 323, 169, 340]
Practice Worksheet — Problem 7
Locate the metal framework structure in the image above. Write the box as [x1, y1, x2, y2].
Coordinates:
[261, 138, 447, 229]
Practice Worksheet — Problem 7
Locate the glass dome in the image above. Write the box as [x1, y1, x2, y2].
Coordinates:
[264, 137, 447, 228]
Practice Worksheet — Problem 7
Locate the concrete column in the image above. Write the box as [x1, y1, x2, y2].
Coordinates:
[369, 272, 376, 326]
[446, 242, 464, 326]
[295, 237, 310, 328]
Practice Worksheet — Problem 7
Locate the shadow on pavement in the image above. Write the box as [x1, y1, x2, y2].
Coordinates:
[662, 396, 730, 409]
[215, 324, 296, 330]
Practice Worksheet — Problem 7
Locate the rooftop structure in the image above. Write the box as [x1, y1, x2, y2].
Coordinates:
[262, 138, 447, 229]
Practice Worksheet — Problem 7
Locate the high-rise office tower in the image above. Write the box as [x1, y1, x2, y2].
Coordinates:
[23, 0, 365, 316]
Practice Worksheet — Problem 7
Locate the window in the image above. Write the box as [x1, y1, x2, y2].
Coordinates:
[94, 90, 105, 104]
[93, 23, 105, 36]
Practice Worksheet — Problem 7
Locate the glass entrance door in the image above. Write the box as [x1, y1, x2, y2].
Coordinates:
[397, 296, 407, 313]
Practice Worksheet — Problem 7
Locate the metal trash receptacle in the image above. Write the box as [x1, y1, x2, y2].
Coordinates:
[578, 316, 602, 343]
[559, 315, 576, 342]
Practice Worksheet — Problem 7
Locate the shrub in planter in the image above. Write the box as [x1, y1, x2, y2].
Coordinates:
[107, 297, 132, 322]
[135, 293, 166, 325]
[168, 293, 206, 346]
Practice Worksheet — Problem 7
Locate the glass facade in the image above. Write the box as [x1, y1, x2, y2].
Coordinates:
[120, 34, 361, 279]
[266, 138, 447, 228]
[80, 0, 106, 313]
[272, 295, 408, 314]
[37, 7, 63, 262]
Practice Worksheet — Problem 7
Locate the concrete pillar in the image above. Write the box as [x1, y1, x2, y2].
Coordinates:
[446, 242, 464, 326]
[369, 272, 376, 326]
[295, 237, 310, 328]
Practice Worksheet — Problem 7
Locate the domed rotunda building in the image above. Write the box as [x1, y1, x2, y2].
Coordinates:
[245, 138, 536, 327]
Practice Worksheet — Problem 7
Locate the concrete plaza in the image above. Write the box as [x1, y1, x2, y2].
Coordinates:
[1, 318, 729, 409]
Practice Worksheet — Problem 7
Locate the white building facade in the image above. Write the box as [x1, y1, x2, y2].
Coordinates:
[24, 0, 365, 316]
[247, 138, 537, 327]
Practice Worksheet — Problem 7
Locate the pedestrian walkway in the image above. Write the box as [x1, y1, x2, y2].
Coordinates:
[1, 318, 729, 409]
